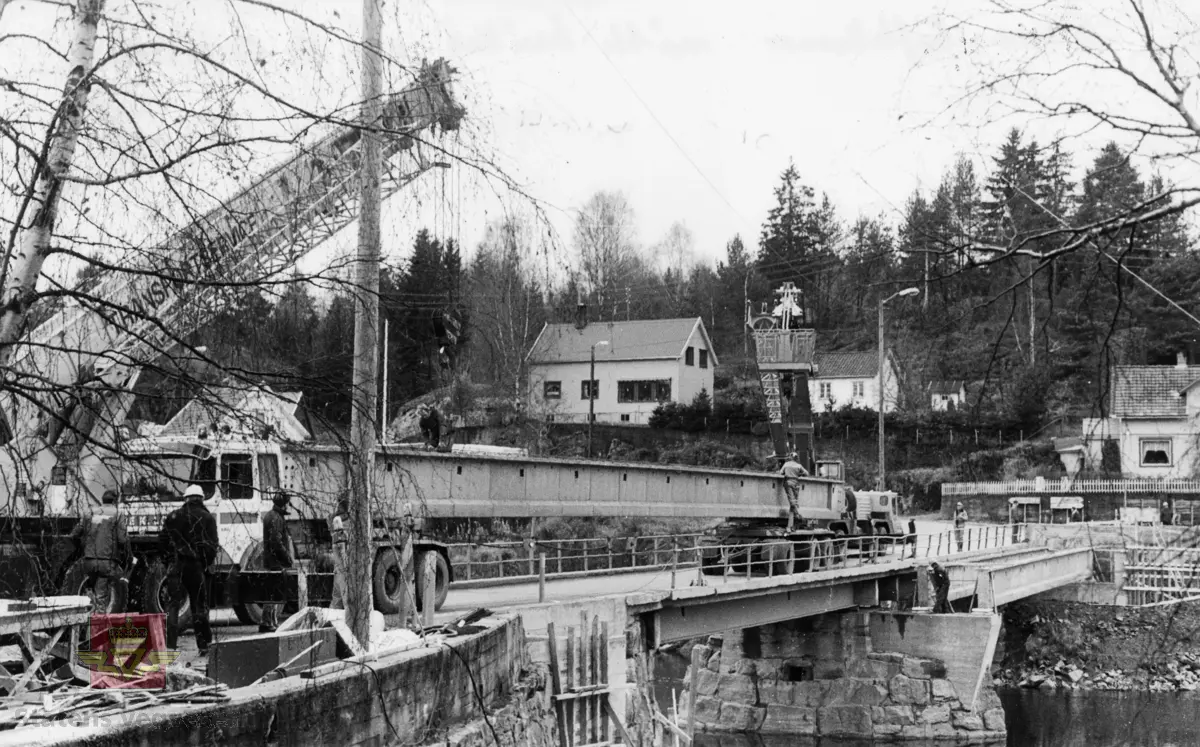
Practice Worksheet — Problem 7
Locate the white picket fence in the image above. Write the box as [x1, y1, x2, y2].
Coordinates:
[943, 478, 1200, 496]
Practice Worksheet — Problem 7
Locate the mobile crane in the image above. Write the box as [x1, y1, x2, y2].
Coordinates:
[0, 60, 465, 622]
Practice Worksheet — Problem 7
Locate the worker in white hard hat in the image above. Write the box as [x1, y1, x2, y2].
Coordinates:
[160, 484, 217, 654]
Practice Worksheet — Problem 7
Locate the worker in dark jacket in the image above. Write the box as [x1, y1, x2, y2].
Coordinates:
[260, 490, 294, 632]
[930, 561, 952, 613]
[69, 492, 130, 613]
[161, 484, 218, 654]
[419, 405, 441, 449]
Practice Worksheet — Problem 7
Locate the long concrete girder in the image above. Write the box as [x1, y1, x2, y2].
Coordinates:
[627, 544, 1069, 645]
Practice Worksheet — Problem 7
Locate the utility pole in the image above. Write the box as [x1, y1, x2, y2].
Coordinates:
[587, 340, 609, 457]
[346, 0, 384, 650]
[877, 287, 919, 491]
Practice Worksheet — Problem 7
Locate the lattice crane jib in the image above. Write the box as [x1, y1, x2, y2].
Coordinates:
[0, 60, 464, 510]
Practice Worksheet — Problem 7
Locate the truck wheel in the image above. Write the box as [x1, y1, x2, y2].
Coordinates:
[372, 547, 407, 614]
[232, 543, 264, 626]
[415, 551, 450, 612]
[142, 559, 190, 629]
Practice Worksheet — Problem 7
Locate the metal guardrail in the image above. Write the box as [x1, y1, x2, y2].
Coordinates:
[446, 524, 1029, 590]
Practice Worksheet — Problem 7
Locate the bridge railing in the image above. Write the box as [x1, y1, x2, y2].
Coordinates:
[698, 524, 1028, 581]
[447, 533, 707, 583]
[446, 524, 1028, 587]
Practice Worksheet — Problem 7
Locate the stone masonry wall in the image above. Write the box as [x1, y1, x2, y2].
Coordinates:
[427, 665, 557, 747]
[683, 613, 1006, 742]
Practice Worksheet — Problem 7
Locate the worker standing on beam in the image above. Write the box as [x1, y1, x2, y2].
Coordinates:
[778, 452, 809, 528]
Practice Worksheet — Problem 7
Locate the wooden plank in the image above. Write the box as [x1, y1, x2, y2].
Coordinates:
[599, 620, 610, 743]
[566, 625, 577, 744]
[546, 622, 570, 747]
[604, 697, 632, 746]
[688, 645, 700, 742]
[11, 626, 65, 696]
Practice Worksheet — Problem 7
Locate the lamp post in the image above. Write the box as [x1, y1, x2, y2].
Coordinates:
[588, 340, 609, 458]
[878, 287, 919, 490]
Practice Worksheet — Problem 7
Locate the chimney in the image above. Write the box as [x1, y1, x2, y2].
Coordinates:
[575, 303, 588, 330]
[1178, 351, 1188, 369]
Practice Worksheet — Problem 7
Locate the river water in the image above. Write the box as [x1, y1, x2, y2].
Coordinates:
[655, 654, 1200, 746]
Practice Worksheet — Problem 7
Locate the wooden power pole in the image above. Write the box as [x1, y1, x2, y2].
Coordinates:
[346, 0, 385, 650]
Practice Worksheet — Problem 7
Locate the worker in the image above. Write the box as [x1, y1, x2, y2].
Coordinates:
[419, 405, 441, 449]
[260, 489, 294, 633]
[778, 452, 809, 527]
[1161, 500, 1175, 526]
[907, 518, 918, 559]
[845, 486, 859, 531]
[161, 484, 218, 655]
[930, 561, 951, 613]
[68, 491, 131, 613]
[953, 501, 968, 551]
[328, 492, 348, 610]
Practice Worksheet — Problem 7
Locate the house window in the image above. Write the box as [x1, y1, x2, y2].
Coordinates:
[685, 347, 695, 366]
[852, 381, 864, 398]
[543, 381, 562, 399]
[581, 380, 599, 400]
[1141, 439, 1172, 466]
[699, 349, 708, 369]
[620, 414, 631, 422]
[618, 380, 672, 403]
[818, 382, 832, 399]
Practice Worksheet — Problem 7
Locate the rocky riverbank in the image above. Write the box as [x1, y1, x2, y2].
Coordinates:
[996, 599, 1200, 695]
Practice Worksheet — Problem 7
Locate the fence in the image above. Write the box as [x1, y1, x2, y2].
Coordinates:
[1125, 544, 1200, 607]
[944, 478, 1200, 497]
[447, 525, 1028, 591]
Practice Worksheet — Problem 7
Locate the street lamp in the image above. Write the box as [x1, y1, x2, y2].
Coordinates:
[588, 340, 610, 458]
[878, 287, 919, 490]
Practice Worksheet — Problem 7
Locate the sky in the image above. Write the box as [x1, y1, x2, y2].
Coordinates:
[2, 0, 1193, 283]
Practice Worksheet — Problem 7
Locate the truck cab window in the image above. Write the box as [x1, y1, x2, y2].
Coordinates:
[220, 454, 255, 501]
[257, 454, 280, 493]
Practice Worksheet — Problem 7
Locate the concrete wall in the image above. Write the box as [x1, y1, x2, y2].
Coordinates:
[868, 612, 1001, 710]
[683, 611, 1006, 741]
[7, 615, 556, 747]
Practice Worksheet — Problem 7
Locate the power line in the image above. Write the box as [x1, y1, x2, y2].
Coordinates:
[564, 4, 757, 234]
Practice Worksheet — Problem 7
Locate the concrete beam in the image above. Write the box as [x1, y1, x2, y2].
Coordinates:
[976, 548, 1093, 608]
[652, 583, 857, 643]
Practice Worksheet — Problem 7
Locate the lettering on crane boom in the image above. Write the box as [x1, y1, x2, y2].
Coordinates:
[760, 371, 783, 424]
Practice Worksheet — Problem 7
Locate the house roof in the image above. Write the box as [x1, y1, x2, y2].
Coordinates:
[813, 351, 879, 379]
[527, 318, 718, 365]
[1110, 365, 1200, 418]
[929, 380, 966, 396]
[159, 385, 311, 441]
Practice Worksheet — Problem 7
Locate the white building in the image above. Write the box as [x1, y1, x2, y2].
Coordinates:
[929, 380, 967, 411]
[1081, 358, 1200, 477]
[808, 350, 903, 413]
[526, 318, 718, 425]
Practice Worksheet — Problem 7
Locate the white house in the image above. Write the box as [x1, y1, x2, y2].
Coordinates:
[929, 380, 967, 411]
[526, 318, 718, 425]
[808, 350, 903, 413]
[1081, 357, 1200, 477]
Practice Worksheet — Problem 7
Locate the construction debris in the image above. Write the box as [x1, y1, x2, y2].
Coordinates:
[0, 683, 230, 730]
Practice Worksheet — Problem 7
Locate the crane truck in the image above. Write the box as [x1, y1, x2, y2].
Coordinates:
[699, 282, 904, 575]
[0, 60, 467, 623]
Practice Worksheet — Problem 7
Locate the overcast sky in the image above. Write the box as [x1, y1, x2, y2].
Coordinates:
[3, 0, 1189, 279]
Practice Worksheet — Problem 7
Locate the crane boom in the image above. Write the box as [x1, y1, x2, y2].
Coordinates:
[0, 59, 463, 511]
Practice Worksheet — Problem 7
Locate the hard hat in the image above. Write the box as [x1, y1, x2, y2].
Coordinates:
[184, 484, 205, 499]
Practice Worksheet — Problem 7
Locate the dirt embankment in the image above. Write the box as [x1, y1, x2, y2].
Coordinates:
[996, 599, 1200, 693]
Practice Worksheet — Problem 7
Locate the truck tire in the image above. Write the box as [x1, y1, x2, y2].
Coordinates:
[232, 543, 264, 626]
[60, 559, 127, 616]
[415, 551, 450, 612]
[372, 547, 408, 614]
[142, 559, 191, 629]
[764, 542, 793, 577]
